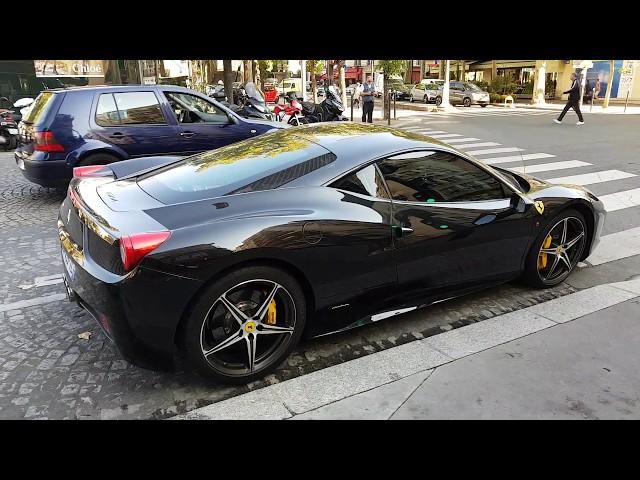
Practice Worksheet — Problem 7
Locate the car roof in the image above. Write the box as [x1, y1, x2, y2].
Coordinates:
[41, 84, 201, 95]
[281, 123, 453, 187]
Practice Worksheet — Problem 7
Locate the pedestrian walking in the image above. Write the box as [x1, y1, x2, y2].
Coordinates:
[554, 73, 585, 125]
[361, 76, 376, 123]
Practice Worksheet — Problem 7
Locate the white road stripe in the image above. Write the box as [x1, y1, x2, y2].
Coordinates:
[415, 130, 447, 135]
[429, 134, 463, 139]
[457, 142, 502, 149]
[0, 293, 67, 313]
[509, 160, 592, 174]
[585, 227, 640, 266]
[547, 170, 637, 186]
[441, 137, 481, 144]
[482, 153, 555, 165]
[466, 147, 524, 156]
[599, 188, 640, 212]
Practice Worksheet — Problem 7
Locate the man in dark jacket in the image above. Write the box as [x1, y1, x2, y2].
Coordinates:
[554, 73, 585, 125]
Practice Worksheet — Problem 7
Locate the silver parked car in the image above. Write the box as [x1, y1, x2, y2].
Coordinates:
[409, 82, 441, 103]
[434, 81, 490, 107]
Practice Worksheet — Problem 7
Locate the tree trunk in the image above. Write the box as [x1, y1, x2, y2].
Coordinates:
[310, 60, 318, 103]
[461, 60, 466, 82]
[105, 60, 122, 84]
[243, 60, 252, 83]
[532, 61, 546, 105]
[252, 60, 258, 83]
[441, 60, 452, 110]
[339, 60, 347, 108]
[223, 60, 234, 105]
[491, 60, 497, 82]
[603, 60, 614, 109]
[327, 60, 334, 86]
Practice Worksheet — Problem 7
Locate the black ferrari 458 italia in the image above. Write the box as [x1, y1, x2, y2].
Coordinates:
[59, 123, 605, 383]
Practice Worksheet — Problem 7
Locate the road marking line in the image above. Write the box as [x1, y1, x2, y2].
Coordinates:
[481, 153, 555, 165]
[466, 147, 524, 155]
[440, 137, 481, 144]
[35, 273, 64, 283]
[599, 188, 640, 212]
[429, 134, 463, 139]
[0, 293, 67, 313]
[585, 226, 640, 266]
[172, 280, 639, 420]
[457, 142, 502, 149]
[508, 160, 592, 174]
[415, 130, 447, 135]
[547, 170, 637, 186]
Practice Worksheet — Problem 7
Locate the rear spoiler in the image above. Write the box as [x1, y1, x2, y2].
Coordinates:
[73, 155, 185, 180]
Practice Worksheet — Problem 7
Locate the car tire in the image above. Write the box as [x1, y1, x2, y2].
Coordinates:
[435, 96, 442, 107]
[463, 97, 471, 107]
[77, 153, 119, 167]
[480, 104, 488, 108]
[182, 265, 307, 384]
[522, 208, 588, 288]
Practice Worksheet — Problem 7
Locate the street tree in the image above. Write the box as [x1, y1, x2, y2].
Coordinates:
[338, 60, 347, 108]
[308, 60, 322, 102]
[603, 60, 615, 109]
[223, 60, 234, 106]
[376, 60, 406, 120]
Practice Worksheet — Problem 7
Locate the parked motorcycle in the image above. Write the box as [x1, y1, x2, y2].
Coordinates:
[298, 85, 349, 123]
[210, 82, 273, 121]
[12, 97, 35, 124]
[273, 93, 308, 126]
[0, 97, 19, 151]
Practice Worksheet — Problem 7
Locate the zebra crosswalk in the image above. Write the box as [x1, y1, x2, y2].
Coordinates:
[404, 106, 558, 118]
[394, 119, 640, 268]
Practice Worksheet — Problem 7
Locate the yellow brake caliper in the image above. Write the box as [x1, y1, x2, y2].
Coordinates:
[538, 234, 553, 270]
[266, 299, 277, 325]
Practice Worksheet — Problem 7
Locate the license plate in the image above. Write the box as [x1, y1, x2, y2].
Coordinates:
[61, 248, 77, 282]
[8, 128, 18, 135]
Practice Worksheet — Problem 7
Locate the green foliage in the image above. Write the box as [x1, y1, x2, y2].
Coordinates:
[471, 80, 489, 91]
[488, 75, 518, 95]
[376, 60, 407, 77]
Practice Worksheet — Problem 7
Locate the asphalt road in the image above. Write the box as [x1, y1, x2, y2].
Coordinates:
[0, 108, 638, 419]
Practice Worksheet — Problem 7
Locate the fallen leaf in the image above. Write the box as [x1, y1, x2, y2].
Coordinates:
[78, 332, 92, 340]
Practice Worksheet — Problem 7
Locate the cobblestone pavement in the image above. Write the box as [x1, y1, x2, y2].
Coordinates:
[0, 152, 579, 419]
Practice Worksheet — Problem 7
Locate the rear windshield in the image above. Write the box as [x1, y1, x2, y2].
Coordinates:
[137, 131, 336, 204]
[22, 91, 57, 124]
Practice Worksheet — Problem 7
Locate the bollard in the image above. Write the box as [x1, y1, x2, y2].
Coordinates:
[350, 91, 354, 121]
[625, 91, 630, 113]
[393, 91, 396, 120]
[387, 91, 391, 126]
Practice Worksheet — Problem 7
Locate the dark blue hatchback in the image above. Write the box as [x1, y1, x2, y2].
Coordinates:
[15, 85, 284, 188]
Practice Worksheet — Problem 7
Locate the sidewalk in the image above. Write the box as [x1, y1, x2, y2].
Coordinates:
[174, 277, 640, 420]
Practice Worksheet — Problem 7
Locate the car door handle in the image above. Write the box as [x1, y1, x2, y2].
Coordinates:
[393, 225, 413, 237]
[109, 132, 124, 138]
[180, 132, 196, 137]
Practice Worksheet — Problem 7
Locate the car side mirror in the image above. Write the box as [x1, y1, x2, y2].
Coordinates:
[510, 192, 532, 213]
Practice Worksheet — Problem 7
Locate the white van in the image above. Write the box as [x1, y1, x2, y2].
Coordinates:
[277, 78, 303, 95]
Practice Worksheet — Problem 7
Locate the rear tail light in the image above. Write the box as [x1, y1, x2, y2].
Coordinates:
[73, 165, 111, 178]
[35, 131, 65, 152]
[119, 231, 171, 273]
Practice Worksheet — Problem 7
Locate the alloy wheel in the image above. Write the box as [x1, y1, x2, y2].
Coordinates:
[199, 279, 296, 376]
[537, 216, 586, 283]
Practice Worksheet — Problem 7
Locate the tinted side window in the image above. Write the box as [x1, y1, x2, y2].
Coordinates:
[331, 164, 389, 199]
[113, 92, 166, 125]
[164, 92, 229, 124]
[96, 93, 121, 126]
[377, 151, 507, 203]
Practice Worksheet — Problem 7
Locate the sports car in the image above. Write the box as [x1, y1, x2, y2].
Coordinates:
[58, 123, 605, 383]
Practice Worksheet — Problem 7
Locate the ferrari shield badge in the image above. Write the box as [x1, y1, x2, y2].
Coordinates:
[534, 201, 545, 215]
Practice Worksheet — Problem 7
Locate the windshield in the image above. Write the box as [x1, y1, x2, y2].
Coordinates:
[244, 82, 264, 102]
[467, 83, 483, 92]
[137, 130, 335, 204]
